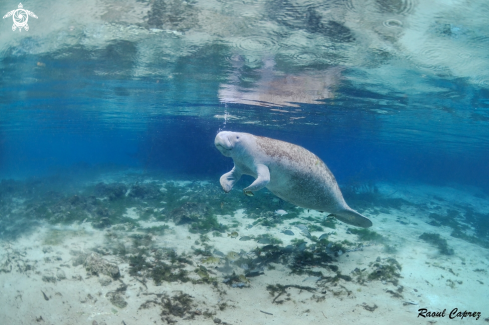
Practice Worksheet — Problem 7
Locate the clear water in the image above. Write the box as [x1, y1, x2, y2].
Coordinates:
[1, 0, 488, 324]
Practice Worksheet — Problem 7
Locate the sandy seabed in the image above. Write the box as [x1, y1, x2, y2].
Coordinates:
[1, 175, 488, 325]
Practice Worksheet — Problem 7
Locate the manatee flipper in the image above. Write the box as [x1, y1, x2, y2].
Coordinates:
[220, 166, 242, 193]
[333, 209, 372, 228]
[243, 164, 270, 195]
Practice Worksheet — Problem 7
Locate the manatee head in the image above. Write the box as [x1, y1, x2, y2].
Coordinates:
[215, 131, 246, 157]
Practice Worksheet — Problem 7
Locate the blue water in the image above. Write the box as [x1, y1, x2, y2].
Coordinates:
[1, 1, 489, 323]
[2, 20, 488, 187]
[2, 79, 488, 190]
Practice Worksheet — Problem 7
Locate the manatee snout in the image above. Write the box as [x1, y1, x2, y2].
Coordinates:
[215, 131, 234, 155]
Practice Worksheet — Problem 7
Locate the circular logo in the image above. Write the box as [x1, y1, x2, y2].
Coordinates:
[3, 3, 38, 32]
[13, 9, 28, 28]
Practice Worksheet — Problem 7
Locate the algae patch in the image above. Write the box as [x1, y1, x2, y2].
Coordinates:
[419, 232, 454, 255]
[348, 228, 385, 242]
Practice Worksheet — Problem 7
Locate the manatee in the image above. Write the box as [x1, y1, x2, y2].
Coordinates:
[214, 131, 372, 228]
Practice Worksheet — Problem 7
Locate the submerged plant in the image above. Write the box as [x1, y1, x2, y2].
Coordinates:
[189, 214, 227, 234]
[320, 217, 337, 229]
[152, 263, 190, 285]
[366, 257, 402, 285]
[161, 293, 195, 318]
[349, 228, 385, 242]
[419, 232, 454, 255]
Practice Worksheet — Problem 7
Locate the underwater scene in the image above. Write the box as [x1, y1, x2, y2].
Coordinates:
[1, 0, 489, 324]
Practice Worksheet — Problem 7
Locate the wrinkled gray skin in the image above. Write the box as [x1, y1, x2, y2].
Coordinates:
[215, 131, 372, 228]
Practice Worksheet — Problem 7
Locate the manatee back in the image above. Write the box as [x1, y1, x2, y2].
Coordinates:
[254, 135, 346, 210]
[255, 135, 334, 181]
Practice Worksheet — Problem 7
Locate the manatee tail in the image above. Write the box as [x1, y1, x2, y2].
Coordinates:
[333, 208, 372, 228]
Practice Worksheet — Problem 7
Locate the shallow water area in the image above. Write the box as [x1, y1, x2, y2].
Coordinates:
[1, 0, 489, 323]
[0, 172, 488, 324]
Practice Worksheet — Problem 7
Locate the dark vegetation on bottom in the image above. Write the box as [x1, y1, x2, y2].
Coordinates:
[1, 176, 486, 322]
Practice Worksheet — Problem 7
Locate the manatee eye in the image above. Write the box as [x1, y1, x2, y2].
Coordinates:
[236, 136, 239, 139]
